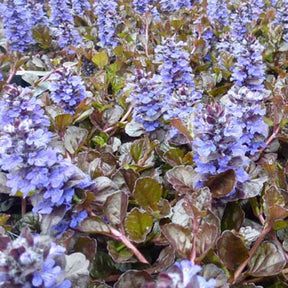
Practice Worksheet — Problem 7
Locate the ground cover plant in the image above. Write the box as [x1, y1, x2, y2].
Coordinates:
[0, 0, 288, 287]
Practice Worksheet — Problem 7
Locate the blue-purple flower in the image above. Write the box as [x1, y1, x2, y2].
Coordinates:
[49, 0, 82, 49]
[207, 0, 229, 27]
[72, 0, 91, 15]
[143, 260, 216, 288]
[273, 0, 288, 42]
[126, 70, 164, 132]
[192, 103, 250, 183]
[0, 0, 35, 52]
[230, 35, 266, 92]
[224, 86, 268, 156]
[94, 0, 120, 47]
[159, 0, 192, 12]
[0, 84, 91, 220]
[0, 228, 71, 288]
[155, 38, 201, 123]
[49, 68, 88, 114]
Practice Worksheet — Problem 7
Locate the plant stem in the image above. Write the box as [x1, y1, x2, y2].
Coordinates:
[231, 225, 271, 284]
[109, 226, 149, 264]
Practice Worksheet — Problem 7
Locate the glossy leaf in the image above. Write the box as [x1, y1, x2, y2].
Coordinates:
[221, 202, 245, 231]
[104, 192, 128, 227]
[206, 169, 236, 198]
[166, 165, 198, 194]
[133, 177, 162, 210]
[248, 241, 286, 277]
[124, 208, 153, 243]
[64, 126, 88, 154]
[92, 52, 109, 68]
[217, 231, 249, 270]
[78, 216, 111, 235]
[114, 270, 153, 288]
[107, 240, 134, 263]
[161, 223, 193, 259]
[74, 236, 97, 264]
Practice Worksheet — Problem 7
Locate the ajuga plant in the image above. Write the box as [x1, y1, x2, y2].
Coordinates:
[224, 86, 268, 156]
[2, 0, 288, 287]
[94, 0, 120, 47]
[159, 0, 192, 12]
[0, 84, 90, 220]
[192, 103, 250, 184]
[49, 68, 88, 114]
[230, 35, 266, 92]
[49, 0, 82, 49]
[71, 0, 91, 15]
[273, 0, 288, 42]
[126, 69, 164, 132]
[155, 38, 202, 123]
[0, 0, 35, 52]
[206, 0, 229, 27]
[0, 227, 71, 288]
[133, 0, 156, 14]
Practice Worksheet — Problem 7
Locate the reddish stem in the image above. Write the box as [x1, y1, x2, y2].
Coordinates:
[231, 225, 271, 284]
[109, 226, 149, 264]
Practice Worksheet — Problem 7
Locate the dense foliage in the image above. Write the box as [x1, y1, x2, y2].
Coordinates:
[0, 0, 288, 287]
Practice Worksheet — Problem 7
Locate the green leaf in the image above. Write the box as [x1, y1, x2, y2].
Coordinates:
[55, 114, 73, 132]
[114, 270, 153, 288]
[124, 208, 153, 243]
[90, 252, 118, 279]
[104, 192, 128, 227]
[131, 139, 145, 163]
[0, 214, 10, 226]
[162, 148, 185, 166]
[161, 223, 193, 259]
[217, 231, 249, 270]
[133, 177, 162, 210]
[166, 165, 198, 194]
[221, 202, 245, 231]
[248, 241, 286, 276]
[78, 216, 111, 235]
[206, 169, 236, 198]
[107, 240, 134, 263]
[92, 52, 109, 68]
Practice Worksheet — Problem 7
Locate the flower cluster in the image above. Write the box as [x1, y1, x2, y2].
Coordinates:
[225, 86, 268, 156]
[0, 84, 91, 217]
[71, 0, 91, 15]
[229, 0, 265, 41]
[126, 70, 164, 132]
[207, 0, 229, 27]
[273, 0, 288, 42]
[155, 38, 201, 122]
[0, 0, 35, 52]
[27, 0, 48, 27]
[49, 68, 88, 114]
[0, 228, 71, 288]
[94, 0, 120, 47]
[143, 260, 216, 288]
[133, 0, 156, 14]
[231, 35, 266, 92]
[159, 0, 192, 12]
[49, 0, 82, 49]
[192, 103, 250, 183]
